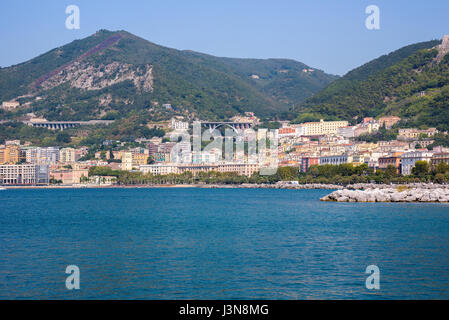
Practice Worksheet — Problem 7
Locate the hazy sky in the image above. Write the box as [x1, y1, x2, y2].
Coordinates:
[1, 0, 448, 75]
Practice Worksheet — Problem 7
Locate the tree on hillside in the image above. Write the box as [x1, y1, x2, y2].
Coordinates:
[56, 132, 71, 144]
[412, 161, 430, 177]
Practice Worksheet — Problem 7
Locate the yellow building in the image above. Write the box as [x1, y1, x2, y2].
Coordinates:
[132, 153, 149, 167]
[0, 145, 20, 164]
[301, 119, 349, 136]
[59, 148, 76, 164]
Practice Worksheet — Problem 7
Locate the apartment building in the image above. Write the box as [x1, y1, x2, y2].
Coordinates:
[300, 156, 319, 172]
[398, 128, 438, 140]
[0, 144, 20, 164]
[431, 153, 449, 166]
[139, 164, 179, 175]
[25, 147, 59, 165]
[121, 152, 133, 171]
[59, 148, 76, 164]
[378, 152, 404, 173]
[401, 151, 434, 175]
[319, 154, 352, 166]
[132, 153, 149, 167]
[0, 164, 49, 185]
[217, 163, 259, 176]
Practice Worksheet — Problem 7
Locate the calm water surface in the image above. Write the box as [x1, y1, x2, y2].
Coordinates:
[1, 188, 449, 299]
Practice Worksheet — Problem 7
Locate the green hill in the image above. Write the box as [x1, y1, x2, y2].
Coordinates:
[292, 38, 449, 131]
[0, 30, 337, 122]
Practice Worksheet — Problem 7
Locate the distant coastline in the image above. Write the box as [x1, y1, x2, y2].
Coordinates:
[3, 182, 447, 191]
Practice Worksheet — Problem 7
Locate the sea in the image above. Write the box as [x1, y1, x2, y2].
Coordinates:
[1, 188, 449, 299]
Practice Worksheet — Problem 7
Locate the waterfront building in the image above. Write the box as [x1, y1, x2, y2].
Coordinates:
[217, 163, 259, 176]
[378, 152, 404, 173]
[351, 153, 371, 166]
[300, 156, 320, 172]
[139, 164, 179, 175]
[175, 163, 259, 177]
[319, 154, 352, 166]
[401, 151, 434, 175]
[50, 168, 89, 184]
[0, 164, 49, 185]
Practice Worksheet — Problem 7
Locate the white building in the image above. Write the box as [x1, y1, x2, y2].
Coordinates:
[0, 164, 49, 185]
[302, 119, 349, 136]
[401, 151, 434, 175]
[139, 164, 179, 175]
[319, 154, 353, 166]
[337, 126, 356, 138]
[170, 118, 189, 131]
[25, 147, 59, 165]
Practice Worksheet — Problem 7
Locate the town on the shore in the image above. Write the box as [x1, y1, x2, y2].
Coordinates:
[1, 110, 449, 187]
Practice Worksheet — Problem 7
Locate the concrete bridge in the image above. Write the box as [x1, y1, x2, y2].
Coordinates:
[200, 121, 254, 132]
[25, 120, 114, 130]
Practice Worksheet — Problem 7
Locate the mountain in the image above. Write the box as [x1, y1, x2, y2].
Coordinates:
[0, 30, 337, 122]
[292, 38, 449, 131]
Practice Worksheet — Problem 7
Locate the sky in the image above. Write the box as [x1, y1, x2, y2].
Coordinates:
[0, 0, 448, 75]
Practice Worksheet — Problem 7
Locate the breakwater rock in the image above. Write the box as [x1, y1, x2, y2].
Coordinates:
[321, 186, 449, 203]
[203, 182, 344, 190]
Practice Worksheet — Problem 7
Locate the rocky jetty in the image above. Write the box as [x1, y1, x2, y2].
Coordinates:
[203, 182, 343, 190]
[321, 185, 449, 203]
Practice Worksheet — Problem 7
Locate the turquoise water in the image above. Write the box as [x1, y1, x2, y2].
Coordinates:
[0, 188, 449, 299]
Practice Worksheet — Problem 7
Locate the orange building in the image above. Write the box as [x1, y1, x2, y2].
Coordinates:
[378, 152, 403, 173]
[0, 145, 21, 164]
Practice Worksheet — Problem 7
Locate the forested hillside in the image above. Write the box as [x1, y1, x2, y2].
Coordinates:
[292, 39, 449, 131]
